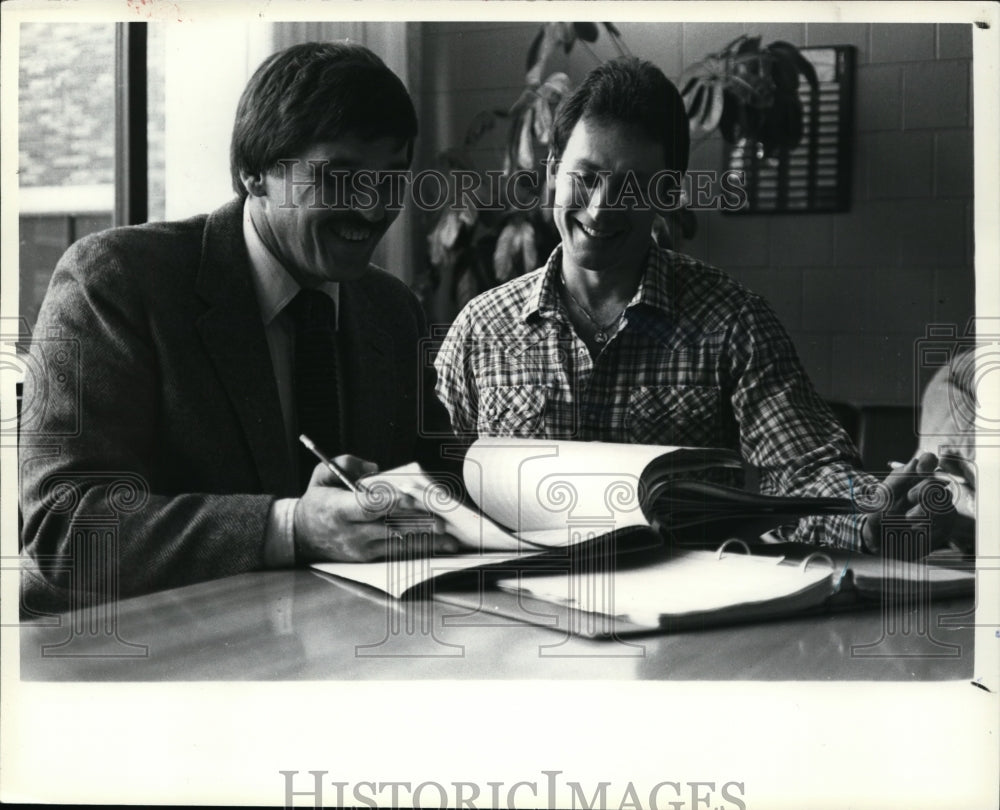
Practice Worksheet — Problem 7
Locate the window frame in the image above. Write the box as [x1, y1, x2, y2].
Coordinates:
[114, 21, 148, 226]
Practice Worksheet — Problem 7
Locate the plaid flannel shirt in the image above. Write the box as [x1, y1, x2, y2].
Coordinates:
[435, 242, 877, 550]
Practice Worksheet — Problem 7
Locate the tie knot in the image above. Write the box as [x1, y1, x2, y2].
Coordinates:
[288, 288, 336, 328]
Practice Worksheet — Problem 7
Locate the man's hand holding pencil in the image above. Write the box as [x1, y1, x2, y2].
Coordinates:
[292, 436, 460, 564]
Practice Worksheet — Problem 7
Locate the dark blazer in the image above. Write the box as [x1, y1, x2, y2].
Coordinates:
[19, 198, 453, 609]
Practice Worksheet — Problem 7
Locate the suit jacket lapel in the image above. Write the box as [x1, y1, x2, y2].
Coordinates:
[194, 199, 297, 496]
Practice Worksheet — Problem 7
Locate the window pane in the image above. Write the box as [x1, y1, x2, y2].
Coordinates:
[18, 22, 115, 330]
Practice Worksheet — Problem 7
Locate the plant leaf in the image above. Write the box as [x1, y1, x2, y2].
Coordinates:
[505, 107, 530, 174]
[520, 222, 538, 274]
[651, 214, 673, 249]
[526, 24, 560, 85]
[457, 195, 479, 227]
[726, 71, 765, 106]
[602, 21, 622, 37]
[768, 40, 819, 91]
[538, 71, 571, 101]
[525, 27, 544, 72]
[525, 60, 544, 87]
[517, 113, 536, 169]
[533, 95, 554, 143]
[681, 75, 702, 105]
[463, 110, 498, 147]
[508, 87, 535, 116]
[695, 83, 714, 129]
[768, 49, 801, 94]
[685, 83, 707, 130]
[428, 210, 463, 266]
[716, 33, 749, 56]
[736, 35, 761, 55]
[700, 82, 725, 132]
[558, 22, 576, 54]
[680, 74, 701, 97]
[493, 219, 538, 282]
[718, 89, 739, 143]
[493, 221, 517, 282]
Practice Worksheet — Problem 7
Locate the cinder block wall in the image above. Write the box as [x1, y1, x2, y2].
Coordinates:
[415, 21, 975, 407]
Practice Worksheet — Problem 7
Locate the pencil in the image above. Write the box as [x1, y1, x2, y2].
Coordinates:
[299, 434, 368, 493]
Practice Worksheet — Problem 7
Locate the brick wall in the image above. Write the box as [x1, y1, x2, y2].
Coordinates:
[415, 21, 975, 407]
[19, 22, 165, 217]
[18, 22, 116, 188]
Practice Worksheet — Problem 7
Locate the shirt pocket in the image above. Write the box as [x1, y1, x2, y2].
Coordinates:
[626, 384, 722, 446]
[477, 385, 547, 437]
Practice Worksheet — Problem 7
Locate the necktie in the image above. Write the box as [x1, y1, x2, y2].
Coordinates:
[287, 289, 341, 490]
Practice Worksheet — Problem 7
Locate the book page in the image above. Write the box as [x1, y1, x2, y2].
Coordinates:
[463, 438, 716, 534]
[497, 550, 836, 627]
[359, 462, 534, 552]
[313, 552, 528, 599]
[824, 550, 975, 597]
[750, 543, 976, 598]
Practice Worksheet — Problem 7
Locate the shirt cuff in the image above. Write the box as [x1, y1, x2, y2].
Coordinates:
[263, 497, 298, 568]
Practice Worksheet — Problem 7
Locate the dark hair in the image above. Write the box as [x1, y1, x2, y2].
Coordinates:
[230, 41, 418, 197]
[550, 57, 689, 175]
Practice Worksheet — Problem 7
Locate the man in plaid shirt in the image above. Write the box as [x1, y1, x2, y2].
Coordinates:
[435, 57, 955, 552]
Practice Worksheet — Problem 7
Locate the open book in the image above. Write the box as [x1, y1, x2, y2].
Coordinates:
[312, 438, 859, 598]
[486, 541, 974, 636]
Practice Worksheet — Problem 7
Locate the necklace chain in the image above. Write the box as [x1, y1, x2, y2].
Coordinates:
[560, 272, 627, 343]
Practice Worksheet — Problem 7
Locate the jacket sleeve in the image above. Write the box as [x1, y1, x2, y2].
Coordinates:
[18, 234, 274, 612]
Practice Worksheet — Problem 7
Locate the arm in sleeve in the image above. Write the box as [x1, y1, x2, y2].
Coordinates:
[18, 237, 276, 608]
[726, 295, 877, 550]
[433, 305, 481, 440]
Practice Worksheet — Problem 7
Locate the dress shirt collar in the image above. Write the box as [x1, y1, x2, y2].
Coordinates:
[521, 240, 675, 325]
[242, 196, 339, 326]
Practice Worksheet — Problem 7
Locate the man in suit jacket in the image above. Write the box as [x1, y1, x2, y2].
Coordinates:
[20, 42, 458, 611]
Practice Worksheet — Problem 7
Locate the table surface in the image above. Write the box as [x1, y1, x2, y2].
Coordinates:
[19, 567, 976, 681]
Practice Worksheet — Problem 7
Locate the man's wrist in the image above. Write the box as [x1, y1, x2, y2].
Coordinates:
[264, 497, 298, 567]
[859, 513, 879, 554]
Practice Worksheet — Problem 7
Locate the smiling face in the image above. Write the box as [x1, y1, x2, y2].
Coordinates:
[244, 135, 410, 287]
[549, 116, 666, 281]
